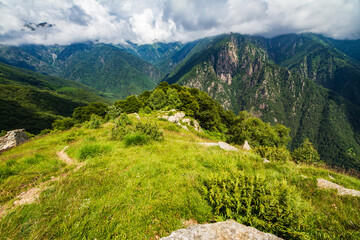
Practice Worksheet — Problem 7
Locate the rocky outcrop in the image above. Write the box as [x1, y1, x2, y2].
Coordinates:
[161, 110, 202, 132]
[199, 142, 238, 152]
[161, 220, 282, 240]
[0, 129, 29, 152]
[241, 140, 251, 151]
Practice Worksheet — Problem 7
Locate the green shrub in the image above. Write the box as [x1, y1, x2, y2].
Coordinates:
[85, 114, 102, 129]
[202, 171, 312, 239]
[143, 106, 152, 114]
[254, 146, 291, 163]
[134, 121, 163, 141]
[118, 114, 132, 126]
[109, 124, 130, 140]
[124, 133, 150, 147]
[52, 117, 75, 131]
[114, 95, 142, 113]
[73, 102, 108, 123]
[106, 105, 122, 121]
[78, 144, 110, 161]
[0, 130, 6, 137]
[292, 138, 321, 163]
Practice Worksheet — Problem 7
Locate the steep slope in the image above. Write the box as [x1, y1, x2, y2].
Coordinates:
[0, 43, 163, 98]
[163, 33, 360, 169]
[0, 63, 110, 133]
[267, 33, 360, 106]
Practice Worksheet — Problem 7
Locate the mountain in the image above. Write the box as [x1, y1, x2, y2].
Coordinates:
[162, 33, 360, 169]
[0, 43, 163, 99]
[0, 62, 110, 134]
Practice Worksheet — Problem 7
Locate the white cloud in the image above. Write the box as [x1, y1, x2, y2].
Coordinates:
[0, 0, 359, 45]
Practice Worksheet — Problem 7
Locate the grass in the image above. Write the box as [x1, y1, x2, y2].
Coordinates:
[0, 114, 360, 239]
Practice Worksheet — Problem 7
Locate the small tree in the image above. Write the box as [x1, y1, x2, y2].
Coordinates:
[114, 95, 142, 113]
[52, 117, 75, 131]
[148, 89, 167, 110]
[292, 138, 320, 163]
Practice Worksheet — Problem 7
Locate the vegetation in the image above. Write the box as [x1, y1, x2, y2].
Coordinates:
[292, 138, 321, 163]
[0, 110, 359, 239]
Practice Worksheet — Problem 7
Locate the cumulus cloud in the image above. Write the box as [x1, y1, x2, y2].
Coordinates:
[0, 0, 359, 45]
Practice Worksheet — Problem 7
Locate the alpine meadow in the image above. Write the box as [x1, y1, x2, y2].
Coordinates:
[0, 0, 360, 239]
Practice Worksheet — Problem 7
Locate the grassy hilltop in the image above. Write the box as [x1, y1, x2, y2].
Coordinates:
[0, 110, 359, 239]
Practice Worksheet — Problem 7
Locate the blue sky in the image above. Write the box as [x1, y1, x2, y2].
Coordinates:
[0, 0, 359, 45]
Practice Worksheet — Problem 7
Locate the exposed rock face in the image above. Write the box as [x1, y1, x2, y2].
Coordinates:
[161, 111, 202, 132]
[0, 129, 29, 152]
[161, 220, 282, 240]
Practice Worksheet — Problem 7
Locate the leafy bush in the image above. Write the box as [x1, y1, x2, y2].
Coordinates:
[114, 95, 142, 113]
[124, 133, 150, 147]
[148, 88, 167, 110]
[118, 114, 132, 126]
[202, 171, 312, 239]
[254, 146, 291, 163]
[78, 144, 110, 161]
[73, 102, 108, 123]
[144, 106, 152, 114]
[134, 121, 164, 141]
[228, 111, 290, 148]
[52, 117, 75, 131]
[85, 114, 102, 129]
[292, 138, 321, 163]
[106, 105, 122, 121]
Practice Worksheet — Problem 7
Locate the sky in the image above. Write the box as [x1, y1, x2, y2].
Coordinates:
[0, 0, 359, 45]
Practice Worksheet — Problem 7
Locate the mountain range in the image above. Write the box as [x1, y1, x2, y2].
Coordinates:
[0, 33, 359, 170]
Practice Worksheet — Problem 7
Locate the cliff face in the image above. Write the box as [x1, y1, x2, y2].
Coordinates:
[164, 33, 360, 170]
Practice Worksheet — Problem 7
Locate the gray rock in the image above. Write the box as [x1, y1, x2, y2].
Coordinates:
[168, 112, 186, 123]
[263, 158, 270, 163]
[317, 178, 360, 197]
[0, 129, 29, 152]
[161, 220, 282, 240]
[218, 142, 239, 151]
[242, 140, 251, 151]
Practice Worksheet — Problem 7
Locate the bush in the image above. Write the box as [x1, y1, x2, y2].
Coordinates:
[78, 144, 110, 161]
[144, 106, 152, 114]
[85, 114, 102, 129]
[52, 117, 75, 131]
[73, 102, 108, 122]
[114, 95, 142, 113]
[106, 105, 122, 121]
[202, 171, 312, 239]
[254, 146, 292, 163]
[134, 121, 164, 141]
[124, 133, 150, 147]
[292, 138, 321, 163]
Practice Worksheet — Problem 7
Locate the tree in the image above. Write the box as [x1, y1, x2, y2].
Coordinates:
[166, 88, 182, 109]
[52, 117, 75, 131]
[292, 138, 321, 163]
[114, 95, 142, 113]
[72, 102, 108, 122]
[148, 89, 167, 110]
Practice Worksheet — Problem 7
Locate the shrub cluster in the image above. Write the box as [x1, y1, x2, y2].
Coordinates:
[254, 146, 292, 163]
[202, 171, 312, 239]
[292, 138, 321, 163]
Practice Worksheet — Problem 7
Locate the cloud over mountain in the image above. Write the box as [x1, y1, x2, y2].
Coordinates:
[0, 0, 359, 45]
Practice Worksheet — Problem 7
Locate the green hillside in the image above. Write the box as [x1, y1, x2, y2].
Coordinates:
[0, 43, 163, 99]
[163, 34, 360, 170]
[0, 63, 110, 133]
[0, 109, 359, 239]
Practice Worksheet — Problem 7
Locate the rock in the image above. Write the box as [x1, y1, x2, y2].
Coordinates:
[168, 112, 186, 123]
[161, 219, 282, 240]
[182, 118, 202, 132]
[218, 142, 238, 151]
[328, 174, 335, 180]
[0, 129, 29, 152]
[317, 178, 360, 197]
[198, 143, 219, 147]
[242, 140, 251, 151]
[134, 113, 141, 120]
[263, 158, 270, 163]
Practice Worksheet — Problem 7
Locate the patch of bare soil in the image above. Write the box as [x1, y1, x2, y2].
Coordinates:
[0, 146, 83, 218]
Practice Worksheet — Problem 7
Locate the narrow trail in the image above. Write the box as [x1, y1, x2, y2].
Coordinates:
[0, 146, 82, 218]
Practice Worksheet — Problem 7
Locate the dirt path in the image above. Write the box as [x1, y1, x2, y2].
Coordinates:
[0, 146, 82, 218]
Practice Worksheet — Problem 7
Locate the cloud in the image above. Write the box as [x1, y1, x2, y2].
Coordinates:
[0, 0, 359, 45]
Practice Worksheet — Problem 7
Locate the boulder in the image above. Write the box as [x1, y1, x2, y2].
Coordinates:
[218, 142, 238, 151]
[242, 140, 251, 151]
[263, 158, 270, 163]
[161, 219, 282, 240]
[0, 129, 29, 152]
[168, 112, 186, 123]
